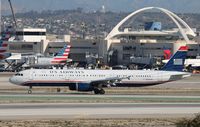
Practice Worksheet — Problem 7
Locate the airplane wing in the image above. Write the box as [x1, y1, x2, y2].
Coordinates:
[90, 76, 131, 87]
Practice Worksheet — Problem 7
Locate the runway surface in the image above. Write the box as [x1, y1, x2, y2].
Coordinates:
[0, 103, 200, 120]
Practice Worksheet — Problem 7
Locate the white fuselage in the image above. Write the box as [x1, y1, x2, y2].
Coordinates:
[9, 69, 190, 87]
[163, 59, 200, 67]
[37, 58, 54, 65]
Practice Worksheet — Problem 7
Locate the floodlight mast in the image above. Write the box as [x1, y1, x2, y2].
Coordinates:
[8, 0, 17, 29]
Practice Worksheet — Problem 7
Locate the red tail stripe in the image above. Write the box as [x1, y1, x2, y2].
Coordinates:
[179, 46, 188, 51]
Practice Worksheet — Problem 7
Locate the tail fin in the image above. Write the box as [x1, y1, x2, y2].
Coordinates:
[161, 46, 188, 71]
[52, 44, 71, 63]
[56, 44, 71, 58]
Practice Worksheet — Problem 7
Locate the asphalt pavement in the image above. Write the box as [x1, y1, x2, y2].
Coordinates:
[0, 103, 200, 120]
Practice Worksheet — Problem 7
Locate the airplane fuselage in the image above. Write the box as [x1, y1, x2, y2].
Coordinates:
[10, 69, 190, 87]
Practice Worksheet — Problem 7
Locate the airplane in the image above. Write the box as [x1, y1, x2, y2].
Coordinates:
[4, 44, 71, 70]
[27, 44, 72, 68]
[162, 48, 200, 70]
[9, 46, 191, 94]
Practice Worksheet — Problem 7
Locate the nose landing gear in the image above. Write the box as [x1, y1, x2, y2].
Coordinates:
[28, 86, 32, 94]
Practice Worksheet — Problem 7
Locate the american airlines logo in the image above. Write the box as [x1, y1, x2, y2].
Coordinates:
[173, 59, 183, 65]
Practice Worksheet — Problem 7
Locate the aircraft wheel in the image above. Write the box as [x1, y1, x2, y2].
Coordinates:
[28, 89, 32, 94]
[28, 86, 32, 94]
[99, 89, 105, 95]
[57, 88, 61, 93]
[94, 88, 100, 94]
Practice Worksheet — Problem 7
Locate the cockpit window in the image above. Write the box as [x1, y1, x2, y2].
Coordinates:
[15, 73, 23, 76]
[15, 73, 19, 76]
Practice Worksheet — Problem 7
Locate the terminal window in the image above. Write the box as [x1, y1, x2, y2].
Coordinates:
[9, 44, 33, 50]
[21, 44, 33, 50]
[123, 54, 131, 60]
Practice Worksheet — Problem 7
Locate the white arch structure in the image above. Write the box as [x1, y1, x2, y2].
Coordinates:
[105, 7, 196, 44]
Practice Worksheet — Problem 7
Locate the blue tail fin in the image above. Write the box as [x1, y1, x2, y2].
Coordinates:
[161, 46, 188, 71]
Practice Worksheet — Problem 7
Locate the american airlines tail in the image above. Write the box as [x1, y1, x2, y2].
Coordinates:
[0, 40, 10, 60]
[51, 44, 71, 63]
[0, 40, 7, 52]
[161, 46, 188, 71]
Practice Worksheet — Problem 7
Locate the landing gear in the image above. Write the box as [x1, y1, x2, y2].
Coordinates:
[99, 89, 105, 94]
[57, 88, 61, 93]
[28, 86, 32, 94]
[94, 88, 105, 95]
[94, 88, 99, 94]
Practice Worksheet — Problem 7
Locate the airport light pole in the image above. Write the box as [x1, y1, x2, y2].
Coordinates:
[8, 0, 17, 29]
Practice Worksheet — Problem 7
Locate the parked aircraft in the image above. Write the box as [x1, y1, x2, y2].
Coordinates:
[162, 48, 200, 70]
[0, 26, 15, 60]
[4, 44, 71, 70]
[9, 46, 190, 94]
[28, 44, 72, 68]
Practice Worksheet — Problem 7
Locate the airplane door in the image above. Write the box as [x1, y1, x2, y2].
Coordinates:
[29, 72, 33, 80]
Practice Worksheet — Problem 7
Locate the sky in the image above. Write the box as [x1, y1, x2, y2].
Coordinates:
[1, 0, 200, 15]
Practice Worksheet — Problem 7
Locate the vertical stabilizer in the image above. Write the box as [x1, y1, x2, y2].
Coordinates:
[161, 46, 188, 71]
[52, 44, 71, 63]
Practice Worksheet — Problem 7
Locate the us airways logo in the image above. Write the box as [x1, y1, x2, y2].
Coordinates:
[173, 59, 183, 65]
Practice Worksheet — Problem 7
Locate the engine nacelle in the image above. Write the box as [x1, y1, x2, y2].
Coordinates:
[69, 83, 93, 91]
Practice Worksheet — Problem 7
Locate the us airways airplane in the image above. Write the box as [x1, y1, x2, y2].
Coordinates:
[9, 46, 190, 94]
[162, 48, 200, 70]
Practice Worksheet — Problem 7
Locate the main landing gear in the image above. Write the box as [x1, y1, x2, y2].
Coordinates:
[28, 86, 32, 94]
[94, 88, 105, 95]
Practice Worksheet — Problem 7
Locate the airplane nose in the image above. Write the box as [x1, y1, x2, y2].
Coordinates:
[9, 76, 14, 83]
[9, 76, 16, 84]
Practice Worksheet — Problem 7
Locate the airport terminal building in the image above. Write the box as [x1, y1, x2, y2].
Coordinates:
[5, 7, 200, 66]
